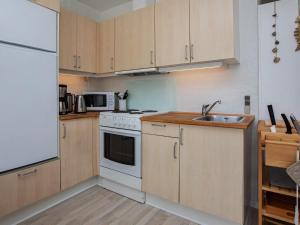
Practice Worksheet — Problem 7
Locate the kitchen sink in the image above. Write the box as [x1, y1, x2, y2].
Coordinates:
[193, 115, 245, 123]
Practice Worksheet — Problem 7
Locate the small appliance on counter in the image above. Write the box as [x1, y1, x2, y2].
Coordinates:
[74, 95, 87, 113]
[59, 84, 77, 115]
[59, 84, 68, 115]
[65, 93, 75, 113]
[84, 92, 116, 111]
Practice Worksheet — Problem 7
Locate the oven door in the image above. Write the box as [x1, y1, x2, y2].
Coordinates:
[100, 127, 141, 178]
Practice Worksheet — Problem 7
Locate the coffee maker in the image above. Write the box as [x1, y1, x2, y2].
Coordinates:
[59, 85, 68, 115]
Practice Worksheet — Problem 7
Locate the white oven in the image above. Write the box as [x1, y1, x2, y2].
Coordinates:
[100, 126, 141, 178]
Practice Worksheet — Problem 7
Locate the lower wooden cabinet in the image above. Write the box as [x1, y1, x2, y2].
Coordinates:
[180, 125, 244, 224]
[60, 117, 98, 191]
[0, 159, 60, 218]
[142, 134, 179, 203]
[142, 122, 247, 225]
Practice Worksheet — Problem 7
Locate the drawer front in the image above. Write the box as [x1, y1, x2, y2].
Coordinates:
[142, 122, 179, 137]
[0, 160, 60, 218]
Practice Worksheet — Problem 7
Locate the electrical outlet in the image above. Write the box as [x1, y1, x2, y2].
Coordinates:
[244, 96, 251, 114]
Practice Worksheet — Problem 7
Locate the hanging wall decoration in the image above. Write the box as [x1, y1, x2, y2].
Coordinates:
[272, 1, 280, 63]
[295, 0, 300, 51]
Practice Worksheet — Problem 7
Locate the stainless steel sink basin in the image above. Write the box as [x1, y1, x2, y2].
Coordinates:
[193, 115, 245, 123]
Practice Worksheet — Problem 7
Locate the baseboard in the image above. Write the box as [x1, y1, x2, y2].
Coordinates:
[97, 177, 145, 203]
[146, 193, 241, 225]
[0, 177, 99, 225]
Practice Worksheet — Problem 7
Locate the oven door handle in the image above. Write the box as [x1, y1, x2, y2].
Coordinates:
[100, 126, 141, 136]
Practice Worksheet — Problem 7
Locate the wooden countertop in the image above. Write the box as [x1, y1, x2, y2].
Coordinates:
[141, 112, 255, 129]
[60, 112, 99, 121]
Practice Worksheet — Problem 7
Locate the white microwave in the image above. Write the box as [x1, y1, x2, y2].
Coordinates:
[84, 92, 116, 111]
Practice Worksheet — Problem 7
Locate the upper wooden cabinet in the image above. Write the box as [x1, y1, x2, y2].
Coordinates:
[190, 0, 238, 63]
[115, 5, 155, 71]
[31, 0, 60, 12]
[60, 8, 77, 71]
[97, 19, 115, 74]
[155, 0, 239, 67]
[77, 14, 97, 73]
[180, 125, 244, 224]
[155, 0, 190, 67]
[60, 8, 97, 73]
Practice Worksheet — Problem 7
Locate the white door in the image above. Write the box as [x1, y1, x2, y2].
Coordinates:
[0, 43, 58, 172]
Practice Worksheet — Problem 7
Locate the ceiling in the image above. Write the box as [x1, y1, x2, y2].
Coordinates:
[78, 0, 132, 12]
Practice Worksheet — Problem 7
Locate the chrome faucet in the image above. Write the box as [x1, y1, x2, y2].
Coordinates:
[202, 100, 222, 116]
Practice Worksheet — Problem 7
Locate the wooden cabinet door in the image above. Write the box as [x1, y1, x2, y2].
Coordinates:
[77, 14, 97, 73]
[179, 125, 244, 224]
[115, 5, 155, 71]
[190, 0, 236, 63]
[155, 0, 190, 67]
[0, 160, 60, 218]
[60, 119, 94, 191]
[142, 134, 179, 203]
[32, 0, 60, 12]
[97, 19, 115, 74]
[59, 8, 77, 70]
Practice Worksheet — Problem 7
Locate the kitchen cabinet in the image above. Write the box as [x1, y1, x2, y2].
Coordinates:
[0, 160, 60, 218]
[31, 0, 60, 12]
[60, 117, 98, 191]
[115, 5, 155, 71]
[142, 133, 179, 203]
[179, 125, 244, 224]
[60, 8, 97, 73]
[77, 14, 97, 73]
[155, 0, 239, 67]
[155, 0, 190, 67]
[59, 8, 77, 71]
[97, 19, 115, 74]
[190, 0, 238, 63]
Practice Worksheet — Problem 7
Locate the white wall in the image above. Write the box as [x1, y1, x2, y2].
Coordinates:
[259, 0, 300, 120]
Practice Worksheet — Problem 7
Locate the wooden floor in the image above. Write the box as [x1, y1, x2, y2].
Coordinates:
[19, 186, 199, 225]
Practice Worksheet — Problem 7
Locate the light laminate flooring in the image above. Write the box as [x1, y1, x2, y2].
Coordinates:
[19, 186, 199, 225]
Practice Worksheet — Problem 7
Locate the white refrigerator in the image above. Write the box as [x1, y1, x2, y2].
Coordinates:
[0, 0, 58, 173]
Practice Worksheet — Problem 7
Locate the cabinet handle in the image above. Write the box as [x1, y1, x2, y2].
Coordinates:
[173, 142, 178, 159]
[151, 124, 166, 128]
[185, 45, 189, 61]
[190, 44, 194, 60]
[110, 57, 114, 70]
[179, 128, 184, 145]
[18, 169, 37, 177]
[77, 56, 81, 69]
[73, 55, 77, 68]
[150, 51, 154, 65]
[62, 124, 66, 139]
